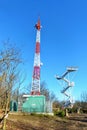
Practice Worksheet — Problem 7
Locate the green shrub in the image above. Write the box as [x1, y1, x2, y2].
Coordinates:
[30, 112, 36, 116]
[54, 110, 65, 117]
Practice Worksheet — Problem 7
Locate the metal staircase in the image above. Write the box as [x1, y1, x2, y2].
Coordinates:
[55, 67, 78, 108]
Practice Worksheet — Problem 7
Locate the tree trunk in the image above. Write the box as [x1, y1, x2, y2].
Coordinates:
[2, 93, 9, 130]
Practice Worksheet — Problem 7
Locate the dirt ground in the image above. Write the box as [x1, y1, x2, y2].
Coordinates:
[6, 113, 87, 130]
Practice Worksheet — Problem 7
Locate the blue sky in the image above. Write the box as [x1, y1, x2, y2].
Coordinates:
[0, 0, 87, 101]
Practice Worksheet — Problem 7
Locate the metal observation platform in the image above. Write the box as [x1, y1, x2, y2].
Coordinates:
[55, 67, 78, 108]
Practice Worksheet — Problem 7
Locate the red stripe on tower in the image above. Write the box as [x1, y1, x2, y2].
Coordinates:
[33, 66, 40, 79]
[36, 42, 40, 53]
[35, 19, 41, 30]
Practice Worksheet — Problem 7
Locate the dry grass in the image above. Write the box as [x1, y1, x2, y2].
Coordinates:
[5, 113, 87, 130]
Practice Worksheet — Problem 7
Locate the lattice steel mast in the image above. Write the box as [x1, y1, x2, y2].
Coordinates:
[31, 19, 41, 95]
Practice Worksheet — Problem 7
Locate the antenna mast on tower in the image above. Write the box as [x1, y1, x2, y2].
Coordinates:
[31, 18, 41, 95]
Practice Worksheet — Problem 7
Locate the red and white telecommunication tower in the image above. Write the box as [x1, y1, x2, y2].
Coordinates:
[31, 19, 41, 95]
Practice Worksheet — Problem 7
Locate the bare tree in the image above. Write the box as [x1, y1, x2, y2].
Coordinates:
[40, 81, 50, 100]
[81, 91, 87, 102]
[0, 42, 23, 130]
[80, 91, 87, 112]
[40, 81, 57, 102]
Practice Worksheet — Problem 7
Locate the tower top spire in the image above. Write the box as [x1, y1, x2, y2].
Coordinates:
[35, 18, 41, 30]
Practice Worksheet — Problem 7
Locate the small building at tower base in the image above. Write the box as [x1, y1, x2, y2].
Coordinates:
[22, 95, 46, 113]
